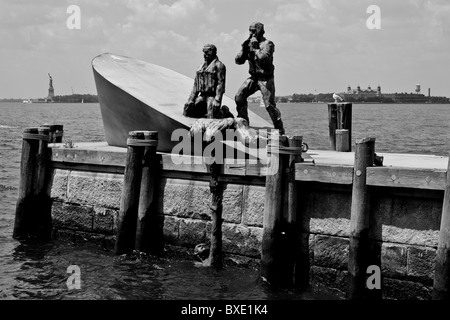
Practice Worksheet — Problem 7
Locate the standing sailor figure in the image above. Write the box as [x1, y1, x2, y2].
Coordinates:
[234, 22, 285, 134]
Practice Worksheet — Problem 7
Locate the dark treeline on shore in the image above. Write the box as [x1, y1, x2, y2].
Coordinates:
[276, 93, 450, 104]
[52, 94, 98, 103]
[0, 94, 99, 103]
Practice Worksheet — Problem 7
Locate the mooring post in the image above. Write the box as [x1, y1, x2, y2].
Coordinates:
[337, 103, 352, 151]
[205, 160, 224, 268]
[336, 129, 350, 152]
[282, 135, 308, 287]
[261, 131, 289, 285]
[432, 155, 450, 300]
[328, 103, 352, 151]
[115, 131, 145, 255]
[348, 137, 376, 299]
[13, 128, 40, 239]
[32, 126, 52, 239]
[328, 104, 337, 150]
[286, 136, 311, 288]
[135, 131, 163, 256]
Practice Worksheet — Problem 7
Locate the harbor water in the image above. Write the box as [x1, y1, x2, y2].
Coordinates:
[0, 102, 449, 300]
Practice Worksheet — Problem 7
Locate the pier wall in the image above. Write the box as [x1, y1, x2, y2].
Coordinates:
[48, 155, 444, 300]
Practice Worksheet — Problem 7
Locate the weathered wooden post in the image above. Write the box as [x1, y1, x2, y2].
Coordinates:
[328, 104, 337, 150]
[336, 129, 350, 152]
[135, 131, 163, 256]
[337, 103, 352, 150]
[33, 126, 52, 239]
[328, 103, 352, 151]
[348, 137, 376, 299]
[283, 136, 308, 287]
[115, 131, 145, 255]
[205, 160, 224, 268]
[432, 155, 450, 300]
[13, 128, 40, 239]
[261, 131, 289, 285]
[285, 136, 311, 288]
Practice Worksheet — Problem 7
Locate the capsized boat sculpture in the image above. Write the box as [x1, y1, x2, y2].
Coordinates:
[92, 53, 273, 153]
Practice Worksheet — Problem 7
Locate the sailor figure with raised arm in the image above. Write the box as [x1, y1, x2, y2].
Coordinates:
[234, 22, 285, 134]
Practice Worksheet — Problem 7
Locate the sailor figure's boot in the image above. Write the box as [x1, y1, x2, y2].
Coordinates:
[267, 106, 285, 135]
[274, 119, 285, 135]
[183, 102, 194, 117]
[220, 105, 234, 119]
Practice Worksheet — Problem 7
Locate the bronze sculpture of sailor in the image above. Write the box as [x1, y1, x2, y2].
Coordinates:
[184, 44, 232, 119]
[234, 22, 285, 134]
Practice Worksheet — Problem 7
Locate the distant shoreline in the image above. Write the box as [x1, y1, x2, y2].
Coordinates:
[251, 101, 450, 105]
[1, 100, 448, 105]
[0, 101, 98, 104]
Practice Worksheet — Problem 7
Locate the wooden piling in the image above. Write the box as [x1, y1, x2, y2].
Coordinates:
[348, 137, 375, 300]
[286, 136, 311, 288]
[336, 129, 350, 152]
[135, 131, 163, 256]
[205, 161, 224, 268]
[115, 131, 145, 255]
[13, 128, 51, 239]
[328, 103, 352, 151]
[33, 126, 52, 239]
[432, 155, 450, 300]
[328, 104, 337, 151]
[261, 132, 289, 285]
[281, 136, 310, 287]
[13, 128, 43, 239]
[337, 103, 352, 150]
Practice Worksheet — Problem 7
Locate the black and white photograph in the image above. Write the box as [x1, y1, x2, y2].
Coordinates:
[0, 0, 449, 312]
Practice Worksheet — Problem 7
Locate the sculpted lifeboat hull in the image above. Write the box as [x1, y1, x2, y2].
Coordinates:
[92, 53, 272, 153]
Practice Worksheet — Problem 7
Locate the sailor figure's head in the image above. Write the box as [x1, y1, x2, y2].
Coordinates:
[203, 44, 217, 64]
[249, 22, 265, 40]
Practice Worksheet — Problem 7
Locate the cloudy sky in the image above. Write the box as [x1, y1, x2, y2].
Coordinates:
[0, 0, 449, 99]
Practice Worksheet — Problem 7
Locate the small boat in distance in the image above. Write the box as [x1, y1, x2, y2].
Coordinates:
[92, 53, 272, 153]
[22, 99, 33, 104]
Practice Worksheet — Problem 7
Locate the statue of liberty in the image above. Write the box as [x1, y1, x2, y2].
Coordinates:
[47, 73, 54, 100]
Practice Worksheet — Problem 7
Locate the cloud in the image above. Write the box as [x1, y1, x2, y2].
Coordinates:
[0, 0, 449, 97]
[123, 0, 217, 29]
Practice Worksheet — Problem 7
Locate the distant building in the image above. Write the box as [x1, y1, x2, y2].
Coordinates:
[346, 84, 381, 98]
[343, 84, 439, 103]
